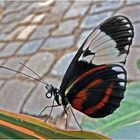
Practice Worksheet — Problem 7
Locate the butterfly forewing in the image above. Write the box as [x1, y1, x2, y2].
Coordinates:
[79, 15, 134, 65]
[59, 15, 134, 118]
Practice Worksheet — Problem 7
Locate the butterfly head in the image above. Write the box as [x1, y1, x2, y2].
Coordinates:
[45, 84, 62, 105]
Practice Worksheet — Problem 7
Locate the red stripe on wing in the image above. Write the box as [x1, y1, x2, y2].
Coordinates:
[72, 65, 107, 85]
[71, 79, 104, 111]
[76, 79, 104, 98]
[71, 97, 86, 111]
[83, 82, 114, 115]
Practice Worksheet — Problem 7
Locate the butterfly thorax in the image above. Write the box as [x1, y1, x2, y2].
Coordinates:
[57, 88, 69, 107]
[45, 84, 69, 107]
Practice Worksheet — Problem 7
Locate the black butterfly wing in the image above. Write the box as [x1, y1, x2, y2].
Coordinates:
[66, 64, 127, 117]
[59, 15, 134, 117]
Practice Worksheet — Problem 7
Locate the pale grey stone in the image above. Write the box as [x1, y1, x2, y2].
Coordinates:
[0, 79, 35, 113]
[42, 36, 74, 50]
[21, 52, 55, 77]
[0, 57, 27, 79]
[51, 52, 76, 77]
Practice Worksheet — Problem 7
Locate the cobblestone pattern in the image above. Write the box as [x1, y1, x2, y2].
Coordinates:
[0, 0, 140, 129]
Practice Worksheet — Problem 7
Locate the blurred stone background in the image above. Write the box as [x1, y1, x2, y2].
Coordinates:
[0, 0, 140, 129]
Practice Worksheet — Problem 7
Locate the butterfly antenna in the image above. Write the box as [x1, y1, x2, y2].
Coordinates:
[70, 106, 83, 131]
[0, 66, 46, 85]
[19, 62, 49, 87]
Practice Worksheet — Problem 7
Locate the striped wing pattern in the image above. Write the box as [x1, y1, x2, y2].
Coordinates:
[62, 15, 134, 117]
[67, 65, 126, 117]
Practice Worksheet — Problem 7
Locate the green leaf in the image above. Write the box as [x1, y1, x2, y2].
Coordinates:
[137, 58, 140, 70]
[81, 81, 140, 136]
[0, 109, 109, 139]
[110, 123, 140, 139]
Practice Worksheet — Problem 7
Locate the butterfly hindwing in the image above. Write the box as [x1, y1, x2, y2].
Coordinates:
[66, 64, 126, 117]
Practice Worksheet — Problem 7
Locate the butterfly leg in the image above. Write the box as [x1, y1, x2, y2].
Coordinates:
[69, 106, 83, 131]
[63, 107, 69, 129]
[39, 105, 59, 118]
[44, 96, 56, 122]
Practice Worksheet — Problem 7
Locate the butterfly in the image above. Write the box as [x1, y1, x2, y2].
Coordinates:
[44, 15, 134, 119]
[0, 15, 134, 127]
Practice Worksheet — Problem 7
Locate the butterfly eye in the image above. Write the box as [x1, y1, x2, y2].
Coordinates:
[46, 92, 52, 98]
